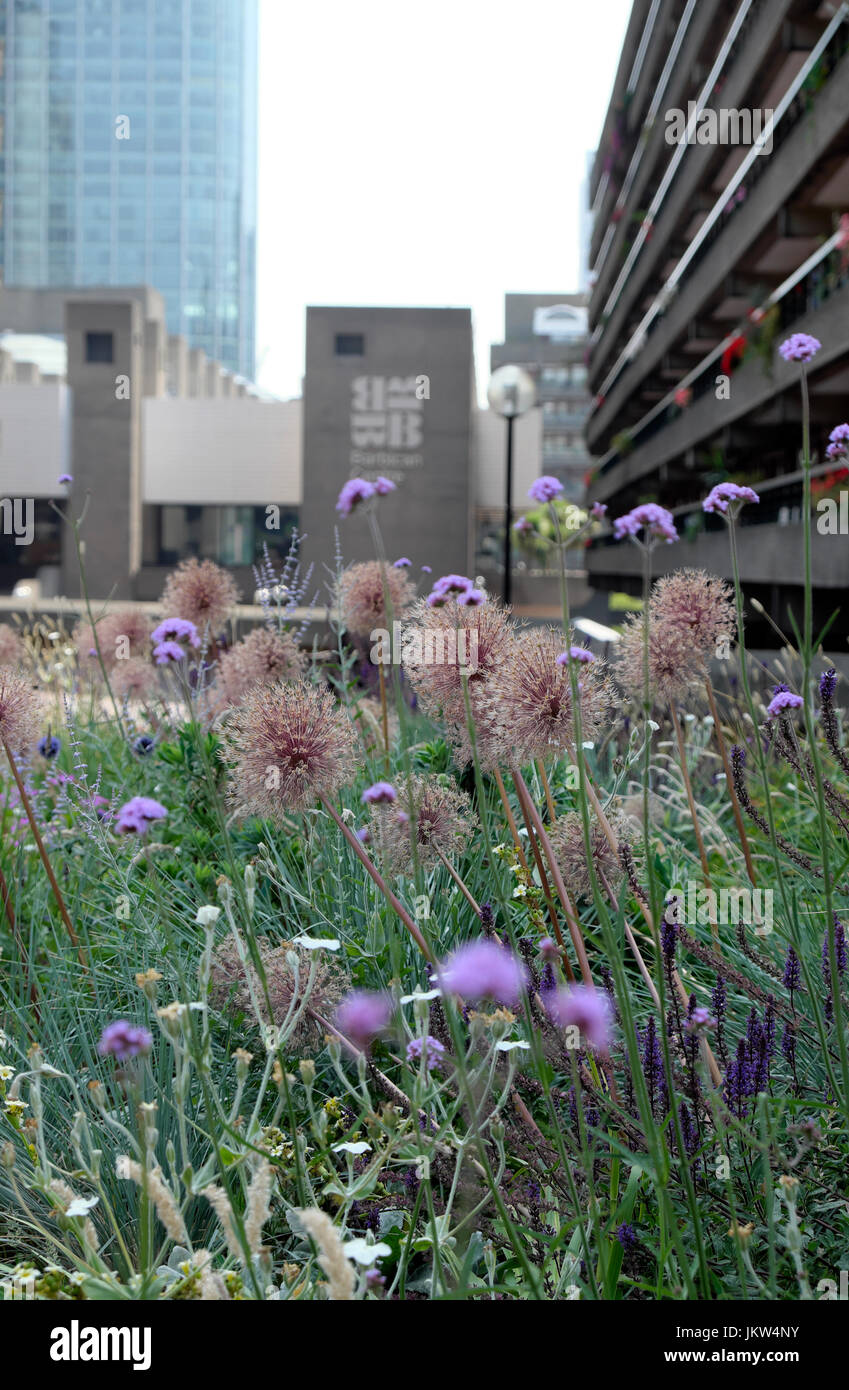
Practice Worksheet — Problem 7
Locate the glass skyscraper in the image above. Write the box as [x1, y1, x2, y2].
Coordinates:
[0, 0, 257, 379]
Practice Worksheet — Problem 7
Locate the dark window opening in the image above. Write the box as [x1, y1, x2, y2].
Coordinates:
[334, 332, 364, 356]
[85, 331, 114, 363]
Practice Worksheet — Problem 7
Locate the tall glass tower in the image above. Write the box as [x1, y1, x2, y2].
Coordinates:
[0, 0, 258, 379]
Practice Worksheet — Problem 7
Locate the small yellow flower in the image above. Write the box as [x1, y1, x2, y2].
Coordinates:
[727, 1220, 755, 1246]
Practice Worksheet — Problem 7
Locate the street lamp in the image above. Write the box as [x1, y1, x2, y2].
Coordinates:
[486, 364, 536, 606]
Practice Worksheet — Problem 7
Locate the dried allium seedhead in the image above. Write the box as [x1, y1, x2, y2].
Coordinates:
[221, 679, 357, 818]
[615, 611, 700, 707]
[73, 609, 152, 669]
[337, 560, 415, 638]
[111, 656, 157, 702]
[551, 807, 635, 900]
[0, 624, 24, 668]
[402, 596, 515, 769]
[489, 626, 611, 764]
[650, 569, 735, 669]
[367, 773, 477, 874]
[159, 558, 241, 632]
[213, 625, 306, 712]
[210, 936, 347, 1053]
[0, 669, 39, 752]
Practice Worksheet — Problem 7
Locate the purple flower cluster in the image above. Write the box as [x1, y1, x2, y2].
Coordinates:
[439, 939, 527, 1005]
[778, 333, 821, 363]
[115, 796, 168, 835]
[725, 1004, 776, 1116]
[152, 617, 200, 665]
[546, 984, 612, 1050]
[556, 646, 595, 665]
[426, 574, 484, 608]
[336, 476, 396, 515]
[641, 1016, 667, 1116]
[406, 1036, 446, 1071]
[98, 1020, 153, 1061]
[766, 690, 803, 719]
[335, 991, 392, 1050]
[362, 781, 396, 805]
[702, 482, 760, 515]
[612, 503, 678, 543]
[825, 423, 849, 461]
[528, 476, 564, 504]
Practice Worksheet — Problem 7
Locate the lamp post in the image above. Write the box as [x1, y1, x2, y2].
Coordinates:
[487, 365, 536, 606]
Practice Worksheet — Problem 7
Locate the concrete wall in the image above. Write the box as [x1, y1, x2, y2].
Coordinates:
[0, 383, 69, 497]
[61, 299, 143, 599]
[300, 306, 475, 583]
[142, 396, 301, 506]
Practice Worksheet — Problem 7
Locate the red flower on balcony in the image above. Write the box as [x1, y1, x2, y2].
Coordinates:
[720, 334, 747, 375]
[673, 385, 692, 408]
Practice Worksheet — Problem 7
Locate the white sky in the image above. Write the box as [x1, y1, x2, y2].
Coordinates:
[255, 0, 633, 401]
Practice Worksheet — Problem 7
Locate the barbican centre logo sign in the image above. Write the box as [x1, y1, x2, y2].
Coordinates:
[349, 374, 430, 482]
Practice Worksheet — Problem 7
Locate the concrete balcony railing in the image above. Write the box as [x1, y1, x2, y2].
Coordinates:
[586, 518, 849, 590]
[589, 277, 849, 504]
[588, 23, 849, 447]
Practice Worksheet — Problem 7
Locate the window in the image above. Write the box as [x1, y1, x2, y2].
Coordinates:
[335, 333, 364, 356]
[85, 331, 114, 363]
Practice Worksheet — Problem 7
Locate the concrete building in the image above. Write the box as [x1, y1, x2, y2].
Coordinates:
[584, 0, 849, 645]
[300, 306, 477, 584]
[0, 0, 258, 378]
[1, 292, 545, 609]
[0, 285, 295, 601]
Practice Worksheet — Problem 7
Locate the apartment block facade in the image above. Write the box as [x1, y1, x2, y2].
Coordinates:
[585, 0, 849, 645]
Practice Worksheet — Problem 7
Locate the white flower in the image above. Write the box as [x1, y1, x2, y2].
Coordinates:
[0, 1065, 14, 1081]
[292, 935, 341, 951]
[400, 987, 441, 1005]
[333, 1141, 371, 1156]
[512, 884, 528, 899]
[495, 1040, 532, 1053]
[195, 906, 221, 926]
[0, 1029, 8, 1049]
[65, 1196, 99, 1219]
[342, 1238, 392, 1266]
[648, 720, 660, 732]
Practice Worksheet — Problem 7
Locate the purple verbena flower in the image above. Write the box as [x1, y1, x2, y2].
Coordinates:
[153, 640, 185, 664]
[115, 796, 168, 835]
[151, 617, 201, 647]
[766, 690, 803, 718]
[702, 482, 760, 514]
[373, 477, 396, 496]
[98, 1020, 153, 1061]
[591, 502, 607, 518]
[612, 503, 678, 543]
[406, 1036, 446, 1071]
[778, 333, 821, 363]
[336, 478, 375, 516]
[432, 574, 473, 596]
[362, 781, 396, 805]
[393, 557, 411, 568]
[685, 1006, 716, 1035]
[556, 645, 594, 665]
[456, 587, 485, 607]
[58, 473, 73, 485]
[514, 515, 533, 534]
[528, 476, 564, 504]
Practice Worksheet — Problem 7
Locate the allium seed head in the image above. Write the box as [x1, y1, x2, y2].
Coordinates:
[650, 568, 736, 670]
[615, 611, 701, 706]
[221, 679, 357, 819]
[337, 560, 415, 638]
[0, 624, 24, 667]
[159, 558, 240, 632]
[489, 626, 611, 764]
[551, 807, 636, 901]
[0, 670, 39, 752]
[365, 773, 476, 874]
[211, 936, 348, 1054]
[213, 625, 306, 713]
